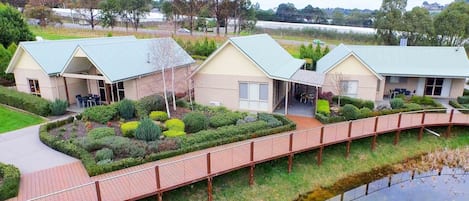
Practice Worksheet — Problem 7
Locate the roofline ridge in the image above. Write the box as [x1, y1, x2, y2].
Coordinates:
[229, 33, 269, 41]
[20, 36, 136, 45]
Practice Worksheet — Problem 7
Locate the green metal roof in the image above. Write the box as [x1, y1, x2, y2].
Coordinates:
[69, 38, 195, 83]
[229, 34, 305, 80]
[317, 44, 469, 78]
[17, 36, 137, 75]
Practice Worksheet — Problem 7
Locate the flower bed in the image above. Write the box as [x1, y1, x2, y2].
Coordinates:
[316, 95, 446, 124]
[40, 103, 295, 176]
[0, 162, 20, 200]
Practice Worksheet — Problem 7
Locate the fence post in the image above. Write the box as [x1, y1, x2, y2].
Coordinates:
[346, 121, 352, 158]
[207, 177, 213, 201]
[317, 127, 324, 166]
[249, 141, 255, 186]
[418, 112, 426, 141]
[446, 109, 454, 138]
[288, 133, 294, 173]
[394, 113, 402, 145]
[95, 181, 102, 201]
[155, 166, 162, 201]
[371, 116, 378, 151]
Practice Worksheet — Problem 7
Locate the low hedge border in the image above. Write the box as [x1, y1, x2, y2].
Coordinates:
[316, 107, 447, 124]
[0, 162, 20, 200]
[449, 100, 469, 114]
[40, 114, 296, 176]
[0, 86, 51, 116]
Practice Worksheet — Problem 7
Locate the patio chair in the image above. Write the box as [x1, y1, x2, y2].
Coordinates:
[299, 93, 308, 103]
[75, 95, 83, 108]
[93, 95, 101, 105]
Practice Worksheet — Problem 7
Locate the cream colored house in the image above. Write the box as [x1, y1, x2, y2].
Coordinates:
[6, 37, 194, 105]
[317, 44, 469, 101]
[191, 34, 324, 114]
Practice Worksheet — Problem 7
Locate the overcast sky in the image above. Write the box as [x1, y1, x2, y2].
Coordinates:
[254, 0, 455, 10]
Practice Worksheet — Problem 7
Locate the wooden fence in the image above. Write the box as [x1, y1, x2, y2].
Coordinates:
[28, 109, 469, 201]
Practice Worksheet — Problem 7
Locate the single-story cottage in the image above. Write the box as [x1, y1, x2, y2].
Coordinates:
[6, 36, 195, 105]
[317, 44, 469, 101]
[191, 34, 324, 114]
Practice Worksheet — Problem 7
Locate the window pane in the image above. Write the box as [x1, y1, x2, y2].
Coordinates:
[34, 80, 40, 90]
[119, 91, 125, 101]
[118, 82, 124, 89]
[435, 78, 444, 86]
[434, 87, 442, 95]
[425, 86, 433, 95]
[259, 84, 268, 101]
[99, 89, 106, 101]
[29, 80, 36, 92]
[98, 80, 104, 87]
[426, 78, 434, 85]
[239, 83, 248, 99]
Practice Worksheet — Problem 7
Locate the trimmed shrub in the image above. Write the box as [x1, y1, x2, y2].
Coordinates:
[410, 96, 440, 107]
[136, 94, 165, 117]
[258, 113, 282, 127]
[315, 113, 346, 124]
[0, 163, 20, 200]
[149, 111, 169, 121]
[165, 118, 185, 131]
[359, 107, 373, 118]
[362, 100, 375, 110]
[340, 104, 360, 120]
[120, 121, 140, 138]
[88, 127, 115, 140]
[334, 96, 363, 108]
[176, 99, 189, 108]
[464, 89, 469, 96]
[404, 103, 422, 110]
[135, 118, 161, 142]
[316, 99, 330, 115]
[457, 96, 469, 104]
[0, 86, 50, 116]
[83, 104, 118, 124]
[49, 99, 68, 116]
[209, 111, 244, 128]
[95, 148, 114, 161]
[390, 98, 405, 109]
[163, 130, 186, 137]
[183, 112, 209, 133]
[117, 99, 135, 120]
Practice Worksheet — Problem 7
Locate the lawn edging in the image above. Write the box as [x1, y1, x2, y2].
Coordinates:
[0, 162, 20, 200]
[39, 114, 296, 176]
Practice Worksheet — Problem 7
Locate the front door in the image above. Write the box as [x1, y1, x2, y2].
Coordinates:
[425, 78, 444, 96]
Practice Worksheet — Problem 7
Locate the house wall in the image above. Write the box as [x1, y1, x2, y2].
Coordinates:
[323, 55, 380, 101]
[11, 49, 57, 101]
[449, 78, 465, 98]
[193, 43, 273, 112]
[384, 77, 420, 96]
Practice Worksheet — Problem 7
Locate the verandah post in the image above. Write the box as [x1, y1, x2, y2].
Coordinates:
[346, 121, 352, 158]
[394, 113, 402, 145]
[317, 127, 324, 166]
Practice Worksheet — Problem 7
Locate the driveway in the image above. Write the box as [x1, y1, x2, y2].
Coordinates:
[0, 125, 78, 173]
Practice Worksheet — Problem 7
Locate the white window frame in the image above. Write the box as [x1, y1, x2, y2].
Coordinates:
[28, 79, 41, 97]
[111, 81, 125, 102]
[340, 80, 358, 98]
[239, 82, 268, 111]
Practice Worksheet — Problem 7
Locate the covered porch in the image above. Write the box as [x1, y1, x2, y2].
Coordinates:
[383, 76, 463, 99]
[274, 69, 324, 117]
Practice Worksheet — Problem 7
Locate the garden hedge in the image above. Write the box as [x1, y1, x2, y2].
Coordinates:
[40, 114, 296, 176]
[316, 99, 330, 115]
[0, 86, 51, 116]
[0, 162, 20, 200]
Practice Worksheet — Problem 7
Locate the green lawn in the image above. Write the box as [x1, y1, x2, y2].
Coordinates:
[139, 127, 469, 201]
[0, 105, 44, 134]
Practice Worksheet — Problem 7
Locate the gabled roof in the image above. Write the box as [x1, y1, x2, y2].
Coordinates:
[317, 44, 469, 78]
[6, 36, 137, 75]
[229, 34, 305, 80]
[62, 38, 195, 83]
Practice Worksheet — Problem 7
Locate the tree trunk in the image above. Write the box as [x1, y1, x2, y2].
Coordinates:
[171, 66, 176, 111]
[90, 9, 95, 30]
[162, 68, 171, 118]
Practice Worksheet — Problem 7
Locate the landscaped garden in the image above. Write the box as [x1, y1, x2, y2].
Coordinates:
[315, 92, 445, 123]
[40, 94, 295, 176]
[0, 162, 20, 201]
[449, 89, 469, 113]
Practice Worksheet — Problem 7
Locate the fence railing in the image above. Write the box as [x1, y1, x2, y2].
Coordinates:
[27, 109, 469, 201]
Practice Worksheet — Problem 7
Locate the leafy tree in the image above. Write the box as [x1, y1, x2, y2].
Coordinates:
[0, 44, 13, 81]
[332, 8, 345, 25]
[255, 8, 275, 21]
[402, 7, 434, 46]
[99, 0, 119, 29]
[276, 3, 297, 22]
[0, 3, 34, 47]
[375, 0, 407, 45]
[0, 0, 27, 8]
[433, 2, 469, 46]
[24, 0, 62, 27]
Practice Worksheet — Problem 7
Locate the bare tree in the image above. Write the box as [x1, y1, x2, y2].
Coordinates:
[330, 72, 346, 108]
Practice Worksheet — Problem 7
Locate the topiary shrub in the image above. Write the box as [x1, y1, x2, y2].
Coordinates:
[49, 99, 68, 116]
[258, 113, 282, 127]
[183, 111, 209, 133]
[88, 127, 115, 140]
[209, 111, 244, 128]
[135, 118, 161, 142]
[359, 107, 373, 118]
[163, 130, 186, 137]
[316, 99, 330, 115]
[340, 104, 360, 120]
[149, 111, 169, 122]
[83, 104, 118, 124]
[390, 98, 405, 109]
[165, 118, 185, 131]
[135, 94, 165, 117]
[362, 100, 374, 110]
[117, 99, 135, 120]
[120, 121, 140, 138]
[0, 163, 20, 200]
[95, 148, 114, 161]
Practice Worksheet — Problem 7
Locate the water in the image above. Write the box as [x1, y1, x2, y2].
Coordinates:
[331, 168, 469, 201]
